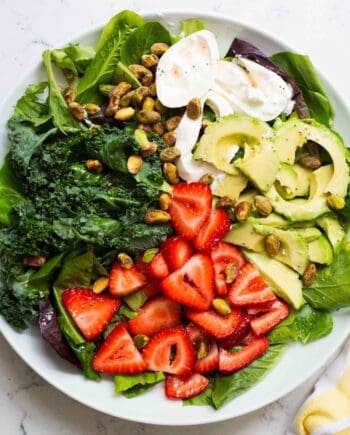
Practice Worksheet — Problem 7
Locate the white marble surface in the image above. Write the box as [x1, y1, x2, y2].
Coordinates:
[0, 0, 349, 433]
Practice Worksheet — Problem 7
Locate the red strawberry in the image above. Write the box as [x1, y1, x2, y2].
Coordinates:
[229, 262, 277, 306]
[185, 323, 219, 373]
[219, 335, 269, 374]
[193, 209, 231, 251]
[250, 300, 290, 336]
[186, 308, 243, 339]
[247, 304, 273, 316]
[148, 252, 169, 280]
[62, 288, 120, 341]
[128, 295, 181, 337]
[165, 373, 209, 399]
[218, 314, 251, 349]
[142, 281, 161, 298]
[161, 236, 193, 271]
[169, 182, 212, 239]
[211, 242, 245, 296]
[109, 262, 147, 297]
[142, 326, 195, 376]
[161, 254, 214, 311]
[92, 322, 146, 374]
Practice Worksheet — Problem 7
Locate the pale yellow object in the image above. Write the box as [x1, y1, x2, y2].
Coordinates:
[295, 366, 350, 435]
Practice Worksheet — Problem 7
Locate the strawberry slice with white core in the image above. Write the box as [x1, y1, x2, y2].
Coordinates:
[211, 242, 245, 296]
[219, 335, 269, 374]
[165, 373, 209, 399]
[193, 209, 231, 252]
[142, 326, 195, 376]
[92, 322, 146, 374]
[62, 288, 120, 340]
[161, 253, 214, 311]
[168, 182, 212, 240]
[128, 295, 181, 337]
[229, 262, 277, 306]
[109, 262, 147, 297]
[161, 236, 194, 271]
[250, 299, 290, 336]
[186, 307, 243, 339]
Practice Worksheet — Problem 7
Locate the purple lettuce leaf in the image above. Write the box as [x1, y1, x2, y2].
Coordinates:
[39, 299, 79, 366]
[227, 38, 309, 118]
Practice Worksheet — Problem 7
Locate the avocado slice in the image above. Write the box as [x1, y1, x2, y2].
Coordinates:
[238, 189, 259, 205]
[253, 224, 309, 274]
[250, 213, 289, 228]
[193, 114, 274, 177]
[242, 250, 303, 309]
[266, 165, 332, 222]
[316, 213, 345, 253]
[308, 235, 333, 265]
[275, 163, 311, 200]
[224, 221, 265, 252]
[212, 172, 248, 202]
[273, 119, 349, 197]
[295, 227, 322, 242]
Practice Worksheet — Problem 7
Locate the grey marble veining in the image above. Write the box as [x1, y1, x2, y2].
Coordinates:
[0, 0, 349, 433]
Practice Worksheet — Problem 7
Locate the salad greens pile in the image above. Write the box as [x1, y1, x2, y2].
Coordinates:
[0, 9, 349, 410]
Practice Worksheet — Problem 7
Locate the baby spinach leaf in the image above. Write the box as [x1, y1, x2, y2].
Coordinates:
[43, 50, 83, 133]
[0, 187, 24, 225]
[53, 251, 100, 380]
[120, 22, 171, 65]
[212, 345, 286, 409]
[11, 82, 51, 126]
[115, 371, 164, 397]
[77, 11, 143, 104]
[303, 240, 350, 310]
[51, 43, 95, 75]
[268, 310, 298, 344]
[271, 52, 334, 126]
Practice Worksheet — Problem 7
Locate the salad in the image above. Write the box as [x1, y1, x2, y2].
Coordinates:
[0, 10, 349, 409]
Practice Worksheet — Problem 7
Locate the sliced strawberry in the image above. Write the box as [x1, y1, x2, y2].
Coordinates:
[250, 300, 290, 336]
[219, 335, 269, 374]
[247, 303, 273, 316]
[161, 253, 214, 311]
[109, 262, 147, 297]
[148, 252, 169, 280]
[185, 323, 219, 373]
[169, 182, 212, 239]
[161, 236, 193, 271]
[92, 322, 146, 374]
[165, 373, 209, 399]
[229, 262, 277, 306]
[186, 307, 243, 339]
[193, 209, 231, 251]
[218, 314, 251, 349]
[128, 295, 181, 337]
[142, 326, 195, 376]
[211, 242, 246, 296]
[62, 288, 120, 341]
[142, 281, 161, 298]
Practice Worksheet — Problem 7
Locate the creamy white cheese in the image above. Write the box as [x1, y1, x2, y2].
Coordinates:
[156, 30, 220, 108]
[213, 58, 294, 121]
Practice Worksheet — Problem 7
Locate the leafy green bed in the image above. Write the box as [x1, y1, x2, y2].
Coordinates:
[0, 9, 349, 410]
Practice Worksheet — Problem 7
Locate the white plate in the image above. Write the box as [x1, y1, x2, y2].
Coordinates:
[0, 10, 349, 427]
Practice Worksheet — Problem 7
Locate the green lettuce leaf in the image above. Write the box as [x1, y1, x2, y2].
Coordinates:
[42, 50, 83, 133]
[303, 240, 350, 310]
[271, 52, 334, 126]
[11, 82, 51, 126]
[212, 344, 286, 409]
[180, 18, 205, 36]
[120, 22, 171, 65]
[183, 381, 213, 407]
[76, 10, 144, 104]
[115, 371, 164, 398]
[53, 250, 101, 380]
[51, 43, 95, 75]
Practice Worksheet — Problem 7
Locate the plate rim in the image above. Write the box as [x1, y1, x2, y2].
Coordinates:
[0, 9, 349, 426]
